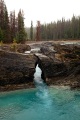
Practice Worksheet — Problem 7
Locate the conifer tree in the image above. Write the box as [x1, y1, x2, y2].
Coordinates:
[17, 9, 26, 43]
[30, 21, 33, 40]
[3, 5, 10, 42]
[0, 0, 4, 30]
[0, 0, 5, 42]
[10, 11, 16, 42]
[36, 21, 41, 41]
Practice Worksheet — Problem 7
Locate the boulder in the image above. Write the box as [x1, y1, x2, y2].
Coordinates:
[35, 51, 80, 89]
[0, 44, 31, 53]
[0, 50, 37, 87]
[53, 43, 80, 62]
[35, 53, 67, 79]
[40, 46, 56, 60]
[30, 42, 80, 89]
[16, 44, 31, 53]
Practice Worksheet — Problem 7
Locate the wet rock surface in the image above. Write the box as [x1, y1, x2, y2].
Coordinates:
[0, 44, 31, 53]
[0, 50, 37, 91]
[32, 41, 80, 89]
[0, 41, 80, 91]
[36, 54, 67, 77]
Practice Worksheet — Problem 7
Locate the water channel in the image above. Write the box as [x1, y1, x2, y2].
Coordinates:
[0, 65, 80, 120]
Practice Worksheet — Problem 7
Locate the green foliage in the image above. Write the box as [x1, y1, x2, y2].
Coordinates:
[10, 11, 16, 43]
[13, 38, 17, 44]
[0, 1, 27, 43]
[17, 10, 27, 43]
[0, 28, 4, 42]
[30, 21, 33, 40]
[0, 40, 3, 46]
[3, 6, 10, 43]
[40, 15, 80, 40]
[10, 38, 17, 52]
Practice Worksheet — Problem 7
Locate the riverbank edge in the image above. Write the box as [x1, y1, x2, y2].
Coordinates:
[0, 82, 80, 92]
[0, 82, 35, 92]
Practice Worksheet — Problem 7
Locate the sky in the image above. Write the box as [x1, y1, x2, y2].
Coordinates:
[4, 0, 80, 27]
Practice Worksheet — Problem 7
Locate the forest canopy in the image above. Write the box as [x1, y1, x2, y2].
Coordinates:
[0, 0, 80, 43]
[0, 0, 27, 43]
[40, 16, 80, 40]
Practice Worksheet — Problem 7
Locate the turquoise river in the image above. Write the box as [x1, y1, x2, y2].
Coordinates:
[0, 65, 80, 120]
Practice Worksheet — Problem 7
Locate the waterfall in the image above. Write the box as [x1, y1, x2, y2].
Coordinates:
[34, 64, 44, 85]
[34, 64, 52, 108]
[34, 64, 48, 98]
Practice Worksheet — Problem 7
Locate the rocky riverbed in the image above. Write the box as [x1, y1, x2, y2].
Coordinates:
[0, 41, 80, 91]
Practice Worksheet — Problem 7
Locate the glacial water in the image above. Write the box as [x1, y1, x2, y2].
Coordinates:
[0, 65, 80, 120]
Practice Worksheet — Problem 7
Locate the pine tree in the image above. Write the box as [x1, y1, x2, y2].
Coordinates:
[0, 0, 4, 30]
[3, 5, 10, 42]
[17, 9, 26, 43]
[30, 21, 33, 40]
[36, 21, 41, 41]
[0, 0, 5, 42]
[0, 0, 10, 43]
[10, 11, 16, 42]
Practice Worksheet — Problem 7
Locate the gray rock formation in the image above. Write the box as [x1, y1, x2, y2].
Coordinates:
[0, 50, 37, 90]
[35, 42, 80, 89]
[0, 41, 80, 91]
[0, 44, 31, 53]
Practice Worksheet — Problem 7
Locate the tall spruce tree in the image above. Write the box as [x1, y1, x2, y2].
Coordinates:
[4, 5, 10, 42]
[0, 0, 5, 41]
[10, 11, 16, 42]
[17, 9, 26, 43]
[30, 21, 33, 40]
[0, 0, 10, 43]
[0, 0, 4, 30]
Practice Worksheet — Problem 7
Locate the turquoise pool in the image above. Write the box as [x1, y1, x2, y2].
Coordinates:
[0, 87, 80, 120]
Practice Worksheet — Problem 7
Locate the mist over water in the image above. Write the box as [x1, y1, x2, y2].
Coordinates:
[0, 64, 80, 120]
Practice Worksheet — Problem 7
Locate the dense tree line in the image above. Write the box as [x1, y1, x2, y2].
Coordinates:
[40, 15, 80, 40]
[0, 0, 27, 43]
[29, 21, 41, 41]
[1, 0, 80, 42]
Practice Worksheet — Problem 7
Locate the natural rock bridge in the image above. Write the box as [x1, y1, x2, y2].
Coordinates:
[0, 42, 80, 91]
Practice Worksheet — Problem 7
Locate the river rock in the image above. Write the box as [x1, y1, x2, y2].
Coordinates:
[0, 44, 31, 53]
[40, 46, 56, 60]
[16, 44, 31, 53]
[0, 50, 37, 88]
[53, 43, 80, 62]
[35, 53, 67, 78]
[29, 41, 80, 89]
